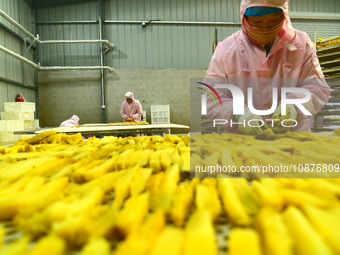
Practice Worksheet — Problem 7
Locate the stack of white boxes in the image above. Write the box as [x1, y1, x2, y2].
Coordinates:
[150, 105, 170, 124]
[0, 102, 39, 146]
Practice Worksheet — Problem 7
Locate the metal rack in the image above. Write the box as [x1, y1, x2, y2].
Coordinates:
[314, 36, 340, 132]
[0, 8, 116, 122]
[0, 9, 114, 72]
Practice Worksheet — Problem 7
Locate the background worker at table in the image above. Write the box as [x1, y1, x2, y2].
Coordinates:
[204, 0, 330, 135]
[120, 91, 143, 122]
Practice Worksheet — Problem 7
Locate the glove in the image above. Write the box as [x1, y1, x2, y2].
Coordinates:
[272, 104, 297, 133]
[235, 108, 268, 136]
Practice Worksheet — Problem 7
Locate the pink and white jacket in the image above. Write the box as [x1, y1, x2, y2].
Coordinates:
[59, 115, 80, 127]
[120, 92, 143, 122]
[204, 0, 330, 132]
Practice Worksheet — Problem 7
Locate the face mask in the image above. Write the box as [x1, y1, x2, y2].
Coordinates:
[242, 17, 284, 46]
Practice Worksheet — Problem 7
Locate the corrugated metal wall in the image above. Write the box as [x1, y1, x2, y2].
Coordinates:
[103, 0, 241, 69]
[36, 1, 100, 67]
[35, 0, 340, 69]
[0, 0, 36, 112]
[289, 0, 340, 13]
[293, 20, 340, 40]
[289, 0, 340, 39]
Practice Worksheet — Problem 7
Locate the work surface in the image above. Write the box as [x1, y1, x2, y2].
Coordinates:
[17, 123, 190, 136]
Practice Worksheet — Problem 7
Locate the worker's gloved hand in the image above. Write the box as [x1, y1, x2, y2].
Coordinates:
[272, 104, 297, 133]
[235, 108, 268, 136]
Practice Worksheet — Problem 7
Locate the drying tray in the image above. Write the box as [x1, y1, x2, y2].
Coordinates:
[15, 123, 189, 137]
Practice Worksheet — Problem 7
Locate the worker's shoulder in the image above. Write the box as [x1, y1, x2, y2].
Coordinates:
[216, 30, 243, 53]
[294, 29, 310, 38]
[292, 29, 313, 47]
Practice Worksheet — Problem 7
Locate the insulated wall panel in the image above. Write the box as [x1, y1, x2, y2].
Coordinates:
[0, 0, 36, 109]
[35, 0, 340, 69]
[36, 1, 100, 67]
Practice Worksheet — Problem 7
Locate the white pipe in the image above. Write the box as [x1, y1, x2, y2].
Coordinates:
[37, 20, 97, 25]
[0, 9, 114, 73]
[105, 12, 340, 26]
[105, 20, 241, 26]
[40, 39, 114, 49]
[0, 9, 35, 39]
[38, 66, 114, 72]
[0, 10, 114, 49]
[0, 44, 113, 72]
[0, 44, 38, 68]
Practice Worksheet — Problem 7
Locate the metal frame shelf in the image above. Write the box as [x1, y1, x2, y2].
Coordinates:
[314, 36, 340, 132]
[0, 6, 116, 123]
[0, 10, 115, 73]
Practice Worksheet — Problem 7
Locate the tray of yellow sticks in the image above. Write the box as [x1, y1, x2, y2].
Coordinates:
[317, 36, 340, 51]
[0, 130, 340, 254]
[15, 122, 189, 137]
[82, 121, 150, 126]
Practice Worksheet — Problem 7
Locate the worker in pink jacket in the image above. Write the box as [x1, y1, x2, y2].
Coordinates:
[120, 92, 143, 122]
[204, 0, 330, 135]
[59, 115, 80, 127]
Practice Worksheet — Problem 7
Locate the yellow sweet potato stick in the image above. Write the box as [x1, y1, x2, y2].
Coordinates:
[149, 227, 184, 255]
[156, 165, 180, 212]
[80, 238, 111, 255]
[160, 148, 174, 170]
[255, 207, 293, 255]
[220, 148, 236, 165]
[230, 178, 260, 215]
[228, 228, 262, 255]
[251, 181, 283, 210]
[130, 168, 152, 196]
[0, 156, 59, 181]
[278, 189, 332, 208]
[283, 206, 334, 255]
[181, 151, 190, 172]
[114, 193, 149, 236]
[28, 235, 65, 255]
[86, 206, 118, 239]
[112, 170, 134, 209]
[148, 165, 179, 212]
[113, 210, 165, 255]
[182, 210, 217, 255]
[46, 188, 104, 222]
[77, 155, 117, 181]
[0, 177, 68, 220]
[170, 182, 194, 227]
[217, 179, 250, 226]
[0, 225, 4, 248]
[137, 149, 151, 167]
[149, 150, 162, 172]
[115, 149, 134, 170]
[304, 179, 340, 196]
[303, 204, 340, 253]
[329, 206, 340, 219]
[72, 172, 118, 194]
[195, 183, 221, 222]
[170, 148, 183, 168]
[0, 236, 29, 255]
